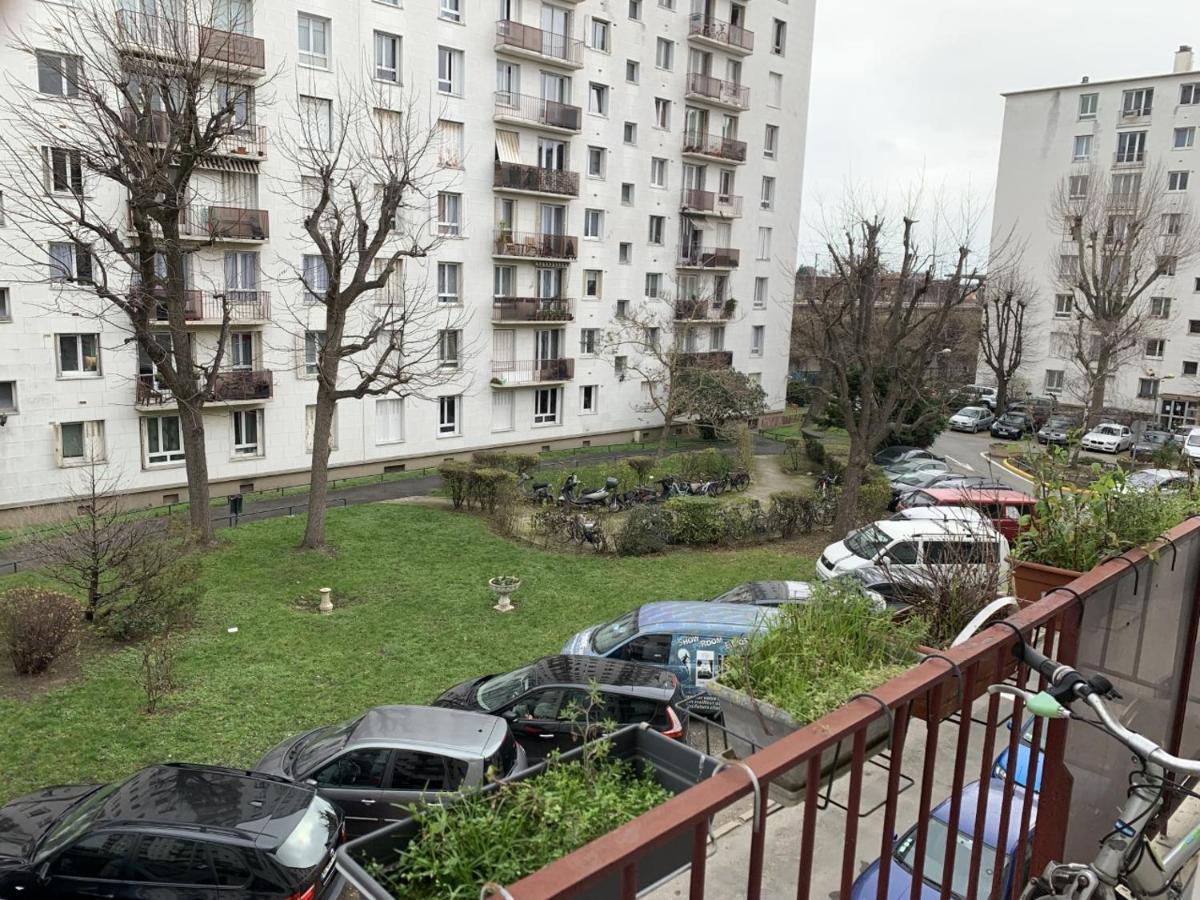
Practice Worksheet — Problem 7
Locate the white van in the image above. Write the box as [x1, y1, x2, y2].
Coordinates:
[815, 518, 1010, 582]
[1184, 427, 1200, 464]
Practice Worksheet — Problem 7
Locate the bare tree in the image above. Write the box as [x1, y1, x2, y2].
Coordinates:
[0, 0, 273, 541]
[978, 268, 1032, 412]
[1051, 164, 1200, 429]
[280, 88, 465, 550]
[797, 214, 982, 534]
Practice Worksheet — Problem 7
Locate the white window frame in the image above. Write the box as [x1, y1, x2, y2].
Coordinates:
[374, 31, 401, 83]
[621, 182, 634, 205]
[767, 72, 782, 108]
[654, 97, 670, 129]
[1177, 127, 1197, 150]
[754, 277, 768, 309]
[650, 157, 667, 188]
[491, 390, 514, 433]
[1138, 377, 1160, 399]
[438, 261, 461, 304]
[1053, 294, 1073, 318]
[299, 95, 333, 151]
[438, 395, 462, 436]
[750, 324, 764, 356]
[591, 18, 610, 52]
[1044, 369, 1065, 392]
[438, 329, 461, 368]
[655, 37, 674, 70]
[579, 327, 598, 355]
[619, 242, 632, 264]
[1122, 87, 1153, 117]
[583, 208, 603, 239]
[588, 82, 609, 115]
[0, 381, 14, 414]
[437, 191, 462, 236]
[533, 387, 561, 425]
[57, 420, 105, 467]
[144, 414, 185, 466]
[623, 121, 637, 144]
[375, 397, 405, 444]
[1146, 338, 1166, 359]
[580, 384, 598, 415]
[757, 227, 772, 260]
[231, 409, 264, 457]
[439, 0, 463, 22]
[645, 272, 662, 298]
[771, 18, 786, 54]
[1078, 92, 1098, 119]
[303, 330, 326, 376]
[586, 145, 605, 177]
[628, 0, 642, 19]
[1068, 174, 1089, 198]
[0, 287, 9, 321]
[583, 269, 602, 298]
[438, 46, 464, 96]
[1072, 134, 1092, 161]
[305, 404, 339, 452]
[297, 13, 330, 69]
[764, 124, 778, 158]
[56, 332, 101, 377]
[1169, 170, 1190, 191]
[760, 176, 775, 210]
[1151, 296, 1172, 319]
[648, 215, 664, 245]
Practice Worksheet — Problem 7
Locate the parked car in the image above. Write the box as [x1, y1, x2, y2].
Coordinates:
[0, 763, 343, 899]
[434, 655, 685, 761]
[884, 458, 951, 478]
[1124, 468, 1193, 493]
[895, 487, 1036, 541]
[849, 778, 1038, 900]
[993, 717, 1044, 792]
[872, 446, 941, 467]
[1080, 423, 1133, 453]
[1183, 426, 1200, 463]
[1036, 416, 1078, 446]
[833, 566, 932, 611]
[949, 406, 995, 433]
[1131, 429, 1175, 461]
[956, 384, 998, 410]
[561, 602, 775, 717]
[816, 518, 1010, 583]
[891, 505, 993, 528]
[990, 411, 1033, 439]
[255, 705, 526, 837]
[708, 580, 886, 611]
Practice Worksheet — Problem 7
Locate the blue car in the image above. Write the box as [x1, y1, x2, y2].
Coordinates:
[850, 779, 1038, 900]
[561, 601, 774, 716]
[992, 717, 1045, 792]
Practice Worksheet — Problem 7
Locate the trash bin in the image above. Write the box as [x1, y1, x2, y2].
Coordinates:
[228, 494, 243, 523]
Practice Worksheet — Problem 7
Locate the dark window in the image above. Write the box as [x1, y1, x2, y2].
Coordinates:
[210, 845, 252, 887]
[510, 687, 569, 720]
[605, 692, 668, 726]
[129, 836, 216, 885]
[52, 832, 137, 880]
[619, 633, 672, 663]
[1190, 320, 1200, 335]
[388, 751, 460, 791]
[906, 491, 937, 508]
[311, 748, 391, 788]
[884, 541, 918, 565]
[486, 730, 519, 776]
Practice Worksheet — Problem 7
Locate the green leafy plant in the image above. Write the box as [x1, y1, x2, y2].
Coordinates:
[663, 496, 726, 544]
[489, 575, 520, 587]
[613, 505, 672, 556]
[782, 438, 807, 474]
[767, 491, 814, 538]
[438, 462, 473, 509]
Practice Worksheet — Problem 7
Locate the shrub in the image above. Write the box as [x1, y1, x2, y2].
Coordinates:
[613, 505, 672, 556]
[782, 438, 807, 474]
[664, 496, 726, 545]
[138, 632, 177, 713]
[678, 448, 733, 481]
[802, 433, 826, 465]
[471, 450, 516, 471]
[99, 526, 202, 641]
[785, 380, 811, 407]
[0, 588, 80, 675]
[438, 462, 473, 509]
[768, 491, 814, 538]
[509, 453, 541, 478]
[468, 468, 517, 514]
[854, 468, 893, 525]
[732, 424, 756, 472]
[625, 456, 655, 484]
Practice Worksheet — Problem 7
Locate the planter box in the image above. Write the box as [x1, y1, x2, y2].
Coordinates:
[1012, 559, 1082, 607]
[707, 681, 892, 805]
[910, 642, 1019, 722]
[335, 725, 720, 899]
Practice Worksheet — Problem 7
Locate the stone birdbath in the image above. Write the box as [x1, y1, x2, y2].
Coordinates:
[489, 576, 521, 613]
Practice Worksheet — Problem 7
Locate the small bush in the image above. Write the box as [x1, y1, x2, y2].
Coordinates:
[509, 453, 541, 478]
[678, 448, 733, 481]
[786, 380, 812, 407]
[768, 492, 814, 538]
[613, 505, 672, 556]
[0, 588, 80, 676]
[802, 433, 826, 466]
[471, 450, 514, 470]
[782, 438, 807, 473]
[625, 456, 655, 484]
[664, 496, 726, 545]
[468, 467, 517, 514]
[139, 632, 177, 714]
[732, 424, 756, 472]
[438, 462, 473, 509]
[99, 527, 202, 641]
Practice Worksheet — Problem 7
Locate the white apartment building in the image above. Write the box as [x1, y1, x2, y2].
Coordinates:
[0, 0, 813, 521]
[992, 46, 1200, 430]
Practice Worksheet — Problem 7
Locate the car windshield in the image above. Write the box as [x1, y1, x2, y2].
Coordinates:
[1000, 414, 1022, 424]
[294, 721, 357, 775]
[1096, 425, 1119, 436]
[1142, 432, 1168, 445]
[959, 407, 983, 417]
[591, 610, 639, 655]
[1045, 419, 1071, 430]
[1127, 471, 1164, 488]
[273, 796, 339, 870]
[1188, 434, 1200, 448]
[893, 818, 1000, 900]
[845, 524, 891, 560]
[35, 783, 119, 862]
[476, 663, 537, 711]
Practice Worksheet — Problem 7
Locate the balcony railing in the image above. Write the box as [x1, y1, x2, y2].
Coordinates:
[491, 357, 575, 385]
[492, 298, 574, 322]
[493, 230, 578, 260]
[682, 130, 747, 162]
[681, 188, 744, 217]
[144, 289, 270, 323]
[493, 162, 580, 196]
[677, 350, 734, 368]
[494, 91, 582, 132]
[687, 14, 755, 52]
[674, 299, 732, 321]
[136, 368, 273, 405]
[685, 72, 750, 109]
[678, 246, 741, 268]
[1113, 151, 1146, 167]
[122, 110, 269, 159]
[495, 20, 584, 66]
[181, 205, 270, 241]
[115, 10, 265, 71]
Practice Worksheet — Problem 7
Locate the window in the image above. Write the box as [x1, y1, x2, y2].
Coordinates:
[659, 0, 674, 8]
[299, 95, 332, 150]
[145, 415, 184, 465]
[440, 0, 463, 22]
[619, 242, 632, 264]
[644, 326, 660, 348]
[0, 381, 14, 414]
[1146, 338, 1166, 359]
[650, 157, 667, 187]
[645, 272, 662, 297]
[297, 14, 330, 68]
[591, 19, 610, 51]
[768, 72, 782, 108]
[313, 748, 389, 788]
[588, 82, 609, 115]
[751, 325, 764, 356]
[57, 421, 105, 465]
[1169, 170, 1190, 191]
[576, 384, 598, 414]
[374, 32, 401, 83]
[656, 38, 674, 70]
[438, 329, 461, 368]
[1185, 361, 1199, 376]
[1177, 127, 1197, 149]
[764, 124, 778, 158]
[1122, 87, 1153, 117]
[302, 253, 328, 302]
[376, 398, 404, 444]
[709, 325, 725, 350]
[626, 59, 640, 83]
[36, 51, 80, 97]
[1116, 131, 1146, 164]
[614, 355, 627, 379]
[1078, 92, 1098, 118]
[1059, 255, 1079, 278]
[1184, 84, 1200, 105]
[53, 833, 137, 880]
[0, 288, 9, 321]
[582, 208, 604, 238]
[533, 387, 560, 425]
[621, 182, 634, 205]
[231, 409, 263, 456]
[587, 146, 605, 177]
[1044, 369, 1065, 392]
[1151, 296, 1172, 318]
[45, 148, 84, 195]
[57, 333, 100, 375]
[1072, 134, 1093, 161]
[623, 121, 638, 145]
[640, 216, 663, 246]
[303, 330, 326, 375]
[438, 261, 461, 303]
[1139, 378, 1160, 398]
[628, 0, 642, 19]
[1191, 320, 1200, 334]
[438, 395, 461, 435]
[438, 46, 464, 95]
[757, 227, 772, 260]
[579, 328, 598, 354]
[437, 192, 462, 236]
[583, 269, 601, 298]
[615, 298, 628, 318]
[754, 276, 768, 308]
[1068, 174, 1089, 198]
[491, 391, 514, 432]
[1162, 256, 1178, 276]
[771, 18, 786, 54]
[760, 176, 775, 210]
[49, 242, 92, 284]
[437, 119, 464, 168]
[1165, 213, 1184, 235]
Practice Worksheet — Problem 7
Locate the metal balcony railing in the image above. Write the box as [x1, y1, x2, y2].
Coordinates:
[492, 298, 574, 322]
[495, 20, 584, 65]
[685, 72, 750, 109]
[677, 349, 734, 368]
[678, 246, 741, 268]
[121, 110, 268, 158]
[682, 130, 748, 162]
[494, 91, 582, 131]
[681, 188, 744, 216]
[491, 357, 575, 384]
[180, 205, 270, 240]
[1113, 151, 1146, 167]
[115, 10, 265, 70]
[146, 289, 270, 322]
[687, 14, 754, 51]
[493, 162, 580, 196]
[136, 368, 273, 405]
[493, 230, 578, 260]
[674, 299, 732, 321]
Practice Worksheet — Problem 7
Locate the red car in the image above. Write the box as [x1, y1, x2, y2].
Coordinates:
[895, 487, 1036, 541]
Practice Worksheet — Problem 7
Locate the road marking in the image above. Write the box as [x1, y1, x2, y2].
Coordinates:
[980, 451, 1034, 485]
[943, 455, 974, 472]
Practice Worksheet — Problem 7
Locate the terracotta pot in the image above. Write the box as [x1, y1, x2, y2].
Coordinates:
[1012, 559, 1083, 607]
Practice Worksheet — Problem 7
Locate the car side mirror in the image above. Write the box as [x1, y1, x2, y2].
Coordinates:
[36, 862, 51, 883]
[303, 778, 317, 786]
[500, 709, 517, 720]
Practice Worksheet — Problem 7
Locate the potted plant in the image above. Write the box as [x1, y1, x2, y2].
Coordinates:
[709, 582, 925, 804]
[488, 575, 520, 612]
[336, 725, 721, 899]
[722, 297, 737, 316]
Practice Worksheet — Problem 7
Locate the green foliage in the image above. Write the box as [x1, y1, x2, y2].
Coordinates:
[471, 451, 541, 478]
[677, 448, 734, 481]
[468, 468, 517, 514]
[785, 380, 812, 407]
[0, 588, 80, 675]
[625, 456, 656, 483]
[802, 433, 827, 465]
[676, 366, 767, 437]
[663, 496, 727, 545]
[612, 505, 672, 557]
[767, 492, 814, 539]
[721, 582, 926, 724]
[438, 462, 473, 509]
[733, 424, 756, 472]
[98, 527, 202, 641]
[816, 372, 947, 449]
[782, 438, 807, 474]
[854, 467, 894, 525]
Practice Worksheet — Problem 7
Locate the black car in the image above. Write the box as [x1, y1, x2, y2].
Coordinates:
[433, 655, 685, 762]
[0, 763, 343, 899]
[872, 446, 940, 467]
[1037, 416, 1078, 446]
[990, 411, 1033, 439]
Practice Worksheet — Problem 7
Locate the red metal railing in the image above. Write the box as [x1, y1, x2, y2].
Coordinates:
[686, 72, 750, 109]
[678, 246, 741, 268]
[494, 91, 582, 131]
[494, 162, 580, 196]
[682, 130, 748, 162]
[493, 230, 578, 260]
[492, 298, 573, 322]
[491, 357, 575, 384]
[180, 205, 270, 240]
[681, 188, 744, 216]
[495, 20, 584, 65]
[688, 14, 755, 51]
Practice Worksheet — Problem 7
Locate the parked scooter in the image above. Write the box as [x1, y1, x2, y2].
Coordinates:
[559, 472, 620, 510]
[518, 472, 554, 505]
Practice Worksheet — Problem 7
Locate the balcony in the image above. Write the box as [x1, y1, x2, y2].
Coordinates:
[682, 130, 747, 164]
[181, 205, 270, 241]
[492, 298, 574, 323]
[123, 110, 269, 160]
[115, 11, 265, 73]
[494, 91, 582, 133]
[677, 350, 733, 368]
[493, 230, 578, 261]
[680, 188, 743, 217]
[1113, 152, 1146, 168]
[685, 72, 750, 110]
[495, 20, 584, 68]
[678, 246, 740, 269]
[135, 368, 273, 408]
[493, 162, 579, 197]
[674, 298, 733, 322]
[148, 290, 271, 325]
[687, 14, 754, 54]
[491, 357, 575, 386]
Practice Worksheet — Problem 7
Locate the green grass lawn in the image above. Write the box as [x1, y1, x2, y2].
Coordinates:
[0, 501, 812, 803]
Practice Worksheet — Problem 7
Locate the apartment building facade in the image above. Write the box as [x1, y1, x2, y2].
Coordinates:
[0, 0, 813, 520]
[992, 46, 1200, 429]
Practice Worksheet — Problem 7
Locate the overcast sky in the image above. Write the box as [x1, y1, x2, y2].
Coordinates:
[796, 0, 1195, 263]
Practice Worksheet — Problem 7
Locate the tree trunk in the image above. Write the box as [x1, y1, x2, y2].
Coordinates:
[1086, 349, 1111, 430]
[833, 443, 870, 536]
[995, 380, 1008, 414]
[656, 407, 676, 459]
[179, 399, 214, 543]
[301, 385, 337, 549]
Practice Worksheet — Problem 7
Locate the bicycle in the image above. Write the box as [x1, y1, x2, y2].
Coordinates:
[811, 472, 840, 527]
[991, 642, 1200, 900]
